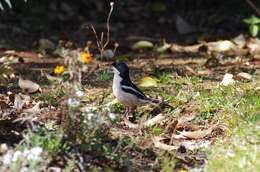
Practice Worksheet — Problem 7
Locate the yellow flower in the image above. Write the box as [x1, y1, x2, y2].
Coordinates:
[80, 52, 92, 64]
[54, 65, 64, 75]
[178, 169, 187, 172]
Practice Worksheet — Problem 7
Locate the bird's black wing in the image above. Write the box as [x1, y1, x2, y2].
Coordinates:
[121, 79, 149, 100]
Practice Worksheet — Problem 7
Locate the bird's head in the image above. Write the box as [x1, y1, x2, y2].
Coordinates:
[112, 62, 130, 79]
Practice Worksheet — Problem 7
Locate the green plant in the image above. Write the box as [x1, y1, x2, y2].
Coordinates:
[38, 89, 65, 107]
[98, 69, 113, 81]
[243, 15, 260, 37]
[21, 127, 68, 156]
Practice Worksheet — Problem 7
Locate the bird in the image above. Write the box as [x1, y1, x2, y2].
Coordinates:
[112, 62, 172, 118]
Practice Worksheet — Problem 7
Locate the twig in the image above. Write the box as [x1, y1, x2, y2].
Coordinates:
[103, 2, 114, 49]
[89, 2, 115, 59]
[245, 0, 260, 17]
[90, 24, 102, 51]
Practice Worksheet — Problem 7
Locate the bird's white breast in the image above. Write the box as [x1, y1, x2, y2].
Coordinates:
[112, 72, 139, 107]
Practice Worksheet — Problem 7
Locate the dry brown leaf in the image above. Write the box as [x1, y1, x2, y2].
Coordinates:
[246, 37, 260, 56]
[14, 94, 25, 110]
[23, 102, 41, 114]
[0, 101, 9, 109]
[197, 69, 213, 76]
[123, 118, 138, 128]
[43, 72, 63, 82]
[152, 137, 178, 151]
[176, 114, 196, 128]
[206, 40, 237, 52]
[124, 113, 165, 128]
[237, 72, 252, 81]
[184, 66, 197, 76]
[144, 113, 164, 127]
[18, 77, 40, 93]
[178, 124, 218, 139]
[171, 43, 202, 53]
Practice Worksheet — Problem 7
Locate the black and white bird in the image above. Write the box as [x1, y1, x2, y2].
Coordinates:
[112, 62, 171, 117]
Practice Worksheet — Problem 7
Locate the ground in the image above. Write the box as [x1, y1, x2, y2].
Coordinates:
[0, 48, 259, 171]
[0, 1, 260, 171]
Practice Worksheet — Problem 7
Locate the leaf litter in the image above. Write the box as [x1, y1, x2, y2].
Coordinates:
[0, 35, 259, 171]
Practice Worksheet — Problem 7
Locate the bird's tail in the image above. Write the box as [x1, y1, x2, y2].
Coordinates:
[148, 98, 174, 109]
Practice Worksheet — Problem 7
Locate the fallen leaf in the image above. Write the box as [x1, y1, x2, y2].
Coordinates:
[232, 34, 246, 48]
[14, 94, 25, 110]
[38, 38, 55, 51]
[18, 77, 40, 93]
[184, 66, 197, 76]
[178, 124, 218, 139]
[156, 42, 171, 53]
[43, 72, 63, 83]
[139, 76, 158, 87]
[123, 113, 165, 129]
[207, 40, 237, 52]
[152, 137, 178, 151]
[246, 37, 260, 56]
[132, 40, 154, 50]
[144, 113, 164, 127]
[220, 73, 235, 86]
[197, 69, 213, 76]
[181, 140, 212, 151]
[171, 43, 202, 53]
[237, 72, 252, 81]
[0, 101, 9, 109]
[23, 102, 41, 114]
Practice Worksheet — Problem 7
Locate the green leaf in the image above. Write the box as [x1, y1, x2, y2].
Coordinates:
[139, 76, 158, 87]
[156, 42, 171, 53]
[249, 24, 259, 37]
[132, 40, 154, 50]
[243, 15, 260, 25]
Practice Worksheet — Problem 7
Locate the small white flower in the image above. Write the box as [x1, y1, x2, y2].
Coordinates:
[226, 150, 235, 157]
[76, 90, 84, 97]
[96, 115, 106, 125]
[108, 112, 116, 121]
[67, 98, 80, 107]
[3, 152, 12, 165]
[220, 73, 235, 86]
[83, 107, 92, 113]
[20, 167, 29, 172]
[23, 148, 30, 157]
[22, 147, 43, 161]
[30, 147, 43, 156]
[87, 113, 94, 121]
[194, 92, 200, 98]
[12, 150, 22, 162]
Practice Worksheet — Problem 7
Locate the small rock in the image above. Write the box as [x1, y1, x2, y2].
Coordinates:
[237, 72, 252, 81]
[0, 143, 8, 154]
[38, 38, 55, 51]
[103, 49, 114, 59]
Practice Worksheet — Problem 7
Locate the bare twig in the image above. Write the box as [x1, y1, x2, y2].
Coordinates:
[90, 24, 101, 51]
[245, 0, 260, 17]
[89, 2, 115, 59]
[103, 2, 114, 49]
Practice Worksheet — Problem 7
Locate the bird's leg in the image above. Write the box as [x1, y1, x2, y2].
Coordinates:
[127, 106, 136, 119]
[123, 106, 129, 118]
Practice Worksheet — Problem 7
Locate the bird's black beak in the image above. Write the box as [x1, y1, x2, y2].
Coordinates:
[112, 62, 117, 67]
